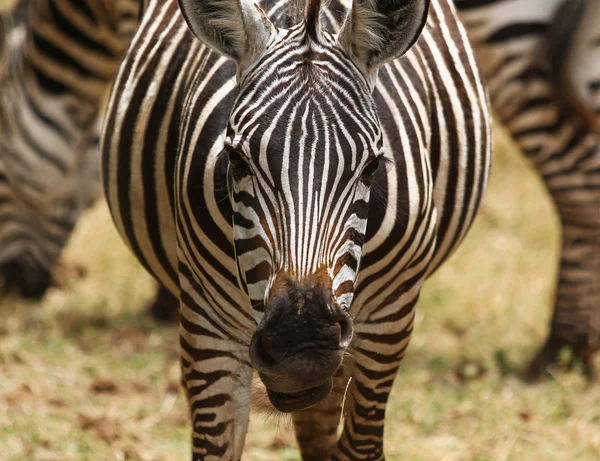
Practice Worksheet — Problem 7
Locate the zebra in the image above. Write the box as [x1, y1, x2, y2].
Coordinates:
[0, 0, 144, 299]
[0, 0, 128, 295]
[102, 0, 491, 458]
[455, 0, 600, 377]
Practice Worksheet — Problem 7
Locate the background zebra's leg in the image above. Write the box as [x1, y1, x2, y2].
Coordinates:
[527, 141, 600, 377]
[472, 41, 599, 378]
[526, 0, 600, 377]
[456, 0, 600, 378]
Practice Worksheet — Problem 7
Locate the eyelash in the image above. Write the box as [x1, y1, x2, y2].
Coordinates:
[227, 146, 251, 180]
[225, 145, 385, 183]
[362, 157, 381, 178]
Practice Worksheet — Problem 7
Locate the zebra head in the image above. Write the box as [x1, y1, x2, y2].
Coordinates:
[179, 0, 429, 412]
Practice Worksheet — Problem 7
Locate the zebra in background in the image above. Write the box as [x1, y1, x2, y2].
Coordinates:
[0, 0, 178, 318]
[102, 0, 491, 458]
[455, 0, 600, 377]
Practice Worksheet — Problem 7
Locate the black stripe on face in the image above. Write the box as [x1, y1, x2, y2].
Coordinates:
[234, 234, 270, 257]
[232, 211, 254, 229]
[244, 260, 272, 286]
[333, 253, 359, 278]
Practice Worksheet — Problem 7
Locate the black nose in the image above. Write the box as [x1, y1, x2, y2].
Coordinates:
[250, 304, 352, 370]
[248, 284, 353, 411]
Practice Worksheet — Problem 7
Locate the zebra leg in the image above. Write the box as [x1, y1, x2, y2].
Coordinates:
[331, 312, 414, 460]
[525, 1, 600, 378]
[180, 303, 253, 460]
[148, 285, 179, 323]
[293, 399, 342, 460]
[527, 149, 600, 377]
[292, 368, 349, 460]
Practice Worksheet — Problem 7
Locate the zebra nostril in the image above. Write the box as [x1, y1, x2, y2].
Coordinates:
[249, 333, 277, 369]
[338, 316, 353, 347]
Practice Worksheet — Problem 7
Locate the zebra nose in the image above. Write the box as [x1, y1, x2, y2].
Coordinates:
[249, 332, 278, 370]
[337, 314, 353, 347]
[249, 308, 352, 369]
[248, 292, 353, 373]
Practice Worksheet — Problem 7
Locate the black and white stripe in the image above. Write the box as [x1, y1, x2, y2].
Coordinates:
[102, 0, 491, 458]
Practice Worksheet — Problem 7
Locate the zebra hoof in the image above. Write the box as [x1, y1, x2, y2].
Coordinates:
[1, 260, 53, 300]
[524, 337, 595, 382]
[148, 286, 179, 323]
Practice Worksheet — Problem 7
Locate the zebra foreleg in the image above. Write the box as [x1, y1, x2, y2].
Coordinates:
[180, 305, 253, 460]
[292, 367, 349, 460]
[332, 321, 413, 460]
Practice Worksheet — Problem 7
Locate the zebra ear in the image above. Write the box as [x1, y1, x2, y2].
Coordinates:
[178, 0, 275, 69]
[338, 0, 430, 75]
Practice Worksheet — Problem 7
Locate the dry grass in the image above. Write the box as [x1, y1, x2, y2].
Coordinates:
[2, 1, 600, 459]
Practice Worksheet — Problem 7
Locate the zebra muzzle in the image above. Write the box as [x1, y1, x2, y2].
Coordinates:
[249, 282, 352, 412]
[265, 379, 333, 413]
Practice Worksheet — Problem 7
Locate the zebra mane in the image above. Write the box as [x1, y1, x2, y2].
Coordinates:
[304, 0, 326, 40]
[285, 0, 330, 42]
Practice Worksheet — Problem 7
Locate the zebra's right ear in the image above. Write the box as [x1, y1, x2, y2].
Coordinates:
[178, 0, 275, 70]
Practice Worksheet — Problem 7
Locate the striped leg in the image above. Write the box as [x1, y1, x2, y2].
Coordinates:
[180, 301, 253, 460]
[527, 141, 600, 377]
[293, 373, 347, 460]
[457, 0, 600, 377]
[332, 309, 415, 460]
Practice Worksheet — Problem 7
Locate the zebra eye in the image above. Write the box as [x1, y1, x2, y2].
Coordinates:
[227, 147, 251, 180]
[361, 158, 380, 178]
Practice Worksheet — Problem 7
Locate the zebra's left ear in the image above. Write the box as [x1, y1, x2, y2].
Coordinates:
[178, 0, 275, 72]
[338, 0, 430, 76]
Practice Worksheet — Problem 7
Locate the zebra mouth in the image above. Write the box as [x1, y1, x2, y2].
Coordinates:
[266, 379, 332, 413]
